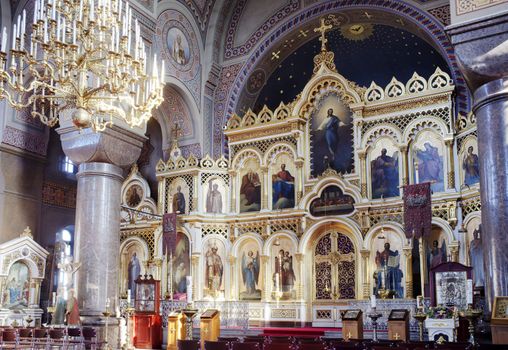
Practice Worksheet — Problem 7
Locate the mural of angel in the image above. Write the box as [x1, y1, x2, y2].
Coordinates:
[241, 251, 260, 297]
[273, 249, 296, 292]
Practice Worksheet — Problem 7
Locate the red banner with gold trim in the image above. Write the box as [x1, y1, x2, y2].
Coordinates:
[403, 183, 432, 239]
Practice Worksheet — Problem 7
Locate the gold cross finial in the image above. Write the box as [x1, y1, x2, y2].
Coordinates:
[394, 333, 400, 340]
[314, 18, 333, 52]
[347, 331, 352, 340]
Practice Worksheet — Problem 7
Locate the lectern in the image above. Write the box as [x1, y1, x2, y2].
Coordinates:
[133, 276, 162, 349]
[388, 309, 409, 341]
[491, 296, 508, 344]
[341, 309, 363, 340]
[200, 309, 220, 349]
[167, 311, 185, 350]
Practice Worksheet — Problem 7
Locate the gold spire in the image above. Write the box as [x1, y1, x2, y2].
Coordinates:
[312, 18, 337, 74]
[314, 18, 333, 52]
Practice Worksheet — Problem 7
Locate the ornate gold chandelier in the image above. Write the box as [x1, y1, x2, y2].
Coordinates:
[0, 0, 164, 131]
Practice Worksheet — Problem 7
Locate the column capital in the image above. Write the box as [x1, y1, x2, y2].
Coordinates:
[260, 255, 269, 264]
[294, 253, 304, 262]
[447, 13, 508, 91]
[357, 150, 367, 160]
[399, 144, 409, 153]
[58, 124, 146, 167]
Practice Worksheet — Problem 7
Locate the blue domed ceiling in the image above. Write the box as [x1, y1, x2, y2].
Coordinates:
[251, 24, 450, 112]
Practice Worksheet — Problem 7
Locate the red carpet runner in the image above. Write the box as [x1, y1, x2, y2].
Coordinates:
[261, 327, 336, 337]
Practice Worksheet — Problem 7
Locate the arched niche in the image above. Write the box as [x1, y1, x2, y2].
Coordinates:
[367, 136, 401, 200]
[119, 237, 149, 296]
[265, 144, 297, 210]
[232, 234, 263, 301]
[409, 129, 446, 193]
[201, 235, 229, 300]
[365, 225, 407, 299]
[264, 232, 299, 301]
[233, 150, 263, 213]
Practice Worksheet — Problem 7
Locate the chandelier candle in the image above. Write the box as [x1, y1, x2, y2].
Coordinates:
[0, 0, 165, 132]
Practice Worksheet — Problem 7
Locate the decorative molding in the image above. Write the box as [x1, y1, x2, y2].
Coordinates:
[212, 62, 243, 157]
[181, 0, 216, 32]
[224, 0, 300, 60]
[428, 5, 451, 26]
[456, 0, 508, 15]
[1, 126, 47, 156]
[41, 182, 77, 209]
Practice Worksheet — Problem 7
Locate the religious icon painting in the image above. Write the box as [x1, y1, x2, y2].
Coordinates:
[271, 153, 296, 210]
[309, 185, 355, 217]
[239, 239, 262, 301]
[167, 27, 190, 65]
[460, 137, 480, 187]
[271, 236, 297, 300]
[310, 94, 354, 177]
[369, 138, 400, 199]
[412, 131, 445, 193]
[203, 238, 225, 298]
[121, 241, 146, 296]
[239, 158, 262, 213]
[426, 227, 448, 279]
[435, 271, 468, 310]
[169, 178, 190, 214]
[171, 232, 191, 300]
[465, 217, 484, 288]
[370, 229, 405, 298]
[203, 176, 227, 214]
[4, 261, 30, 309]
[125, 184, 144, 208]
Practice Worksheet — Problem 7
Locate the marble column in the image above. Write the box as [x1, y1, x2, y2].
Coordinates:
[358, 151, 367, 198]
[260, 255, 269, 301]
[447, 13, 508, 309]
[399, 144, 409, 186]
[294, 253, 304, 300]
[191, 254, 200, 301]
[260, 166, 269, 210]
[229, 170, 237, 213]
[403, 248, 413, 299]
[360, 250, 370, 299]
[58, 124, 145, 319]
[444, 139, 455, 190]
[228, 255, 236, 300]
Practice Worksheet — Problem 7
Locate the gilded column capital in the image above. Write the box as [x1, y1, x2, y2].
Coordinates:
[294, 253, 304, 262]
[399, 144, 409, 153]
[444, 139, 454, 147]
[295, 158, 305, 168]
[260, 255, 269, 264]
[228, 255, 236, 265]
[229, 170, 237, 177]
[358, 150, 367, 160]
[360, 249, 370, 259]
[260, 166, 269, 173]
[191, 254, 200, 264]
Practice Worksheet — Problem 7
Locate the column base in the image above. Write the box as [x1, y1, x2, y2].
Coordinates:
[81, 315, 125, 350]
